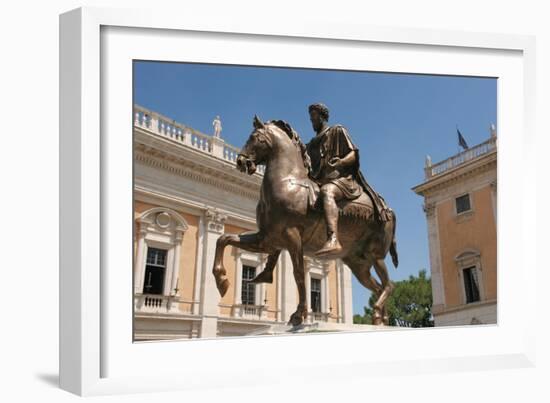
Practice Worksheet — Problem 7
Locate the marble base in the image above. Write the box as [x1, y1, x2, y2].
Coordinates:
[248, 321, 400, 336]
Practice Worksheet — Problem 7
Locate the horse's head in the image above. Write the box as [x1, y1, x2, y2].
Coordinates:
[237, 115, 311, 176]
[236, 115, 275, 175]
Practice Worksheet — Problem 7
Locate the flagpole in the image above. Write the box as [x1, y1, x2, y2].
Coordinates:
[456, 124, 460, 154]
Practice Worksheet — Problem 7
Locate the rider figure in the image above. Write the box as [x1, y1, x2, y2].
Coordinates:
[306, 103, 389, 257]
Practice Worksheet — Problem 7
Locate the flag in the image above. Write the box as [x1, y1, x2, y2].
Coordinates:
[457, 128, 469, 150]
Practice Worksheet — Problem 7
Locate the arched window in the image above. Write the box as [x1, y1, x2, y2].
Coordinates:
[134, 207, 189, 297]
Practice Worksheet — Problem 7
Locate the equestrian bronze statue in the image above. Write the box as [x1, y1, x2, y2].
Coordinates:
[212, 105, 398, 326]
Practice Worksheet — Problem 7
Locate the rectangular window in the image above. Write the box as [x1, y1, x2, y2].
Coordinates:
[455, 194, 471, 214]
[241, 265, 256, 306]
[311, 278, 322, 313]
[143, 247, 167, 295]
[463, 266, 480, 303]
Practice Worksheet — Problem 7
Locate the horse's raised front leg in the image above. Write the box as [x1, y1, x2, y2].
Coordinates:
[213, 231, 268, 297]
[250, 250, 281, 284]
[284, 227, 307, 327]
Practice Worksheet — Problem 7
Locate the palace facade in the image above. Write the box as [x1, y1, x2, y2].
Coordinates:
[413, 127, 497, 326]
[133, 105, 355, 341]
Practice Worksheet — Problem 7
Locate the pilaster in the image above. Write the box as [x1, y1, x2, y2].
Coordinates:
[490, 180, 497, 226]
[424, 200, 446, 312]
[233, 251, 243, 308]
[192, 214, 204, 315]
[199, 208, 227, 338]
[339, 260, 353, 324]
[280, 250, 297, 322]
[323, 262, 331, 315]
[305, 264, 311, 322]
[335, 260, 342, 323]
[170, 231, 183, 296]
[276, 256, 283, 321]
[134, 226, 148, 293]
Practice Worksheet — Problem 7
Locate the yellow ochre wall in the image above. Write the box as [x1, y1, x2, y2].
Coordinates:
[177, 212, 199, 311]
[266, 265, 277, 320]
[436, 185, 497, 308]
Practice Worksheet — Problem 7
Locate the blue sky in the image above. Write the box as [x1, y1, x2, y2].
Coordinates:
[134, 61, 496, 315]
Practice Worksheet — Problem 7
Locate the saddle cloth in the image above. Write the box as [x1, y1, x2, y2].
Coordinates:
[294, 178, 375, 221]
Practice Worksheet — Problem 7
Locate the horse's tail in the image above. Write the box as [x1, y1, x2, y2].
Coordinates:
[389, 210, 399, 268]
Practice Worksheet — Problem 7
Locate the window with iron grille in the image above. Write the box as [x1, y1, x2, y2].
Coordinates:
[463, 266, 480, 303]
[241, 265, 256, 306]
[455, 194, 471, 214]
[143, 247, 167, 295]
[311, 278, 322, 313]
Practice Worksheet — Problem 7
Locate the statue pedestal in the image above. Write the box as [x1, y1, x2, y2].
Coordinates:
[250, 322, 404, 336]
[211, 136, 225, 159]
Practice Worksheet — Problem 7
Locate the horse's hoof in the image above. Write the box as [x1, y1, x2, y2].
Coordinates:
[288, 313, 303, 327]
[217, 279, 230, 297]
[372, 310, 383, 326]
[287, 324, 305, 333]
[250, 270, 273, 284]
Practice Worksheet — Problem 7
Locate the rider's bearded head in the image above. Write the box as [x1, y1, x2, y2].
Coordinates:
[308, 103, 329, 132]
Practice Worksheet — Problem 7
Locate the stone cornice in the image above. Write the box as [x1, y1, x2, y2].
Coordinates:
[134, 128, 263, 195]
[135, 129, 262, 201]
[412, 151, 496, 197]
[135, 149, 260, 200]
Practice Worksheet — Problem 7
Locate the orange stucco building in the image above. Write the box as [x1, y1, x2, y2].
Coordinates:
[413, 126, 497, 326]
[133, 105, 354, 340]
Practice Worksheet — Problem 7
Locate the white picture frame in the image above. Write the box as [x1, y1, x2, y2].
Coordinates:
[59, 6, 537, 396]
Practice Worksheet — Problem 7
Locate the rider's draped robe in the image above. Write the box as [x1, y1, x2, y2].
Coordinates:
[306, 124, 390, 221]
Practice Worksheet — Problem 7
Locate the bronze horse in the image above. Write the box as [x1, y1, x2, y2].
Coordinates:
[212, 116, 398, 326]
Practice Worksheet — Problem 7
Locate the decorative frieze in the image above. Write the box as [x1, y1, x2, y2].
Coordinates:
[135, 146, 261, 201]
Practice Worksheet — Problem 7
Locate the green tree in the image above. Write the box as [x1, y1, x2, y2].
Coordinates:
[353, 306, 373, 324]
[353, 269, 434, 327]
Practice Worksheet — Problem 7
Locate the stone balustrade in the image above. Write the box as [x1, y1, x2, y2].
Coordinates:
[230, 303, 270, 320]
[134, 293, 197, 315]
[308, 311, 330, 323]
[134, 105, 264, 174]
[223, 143, 241, 163]
[425, 137, 497, 179]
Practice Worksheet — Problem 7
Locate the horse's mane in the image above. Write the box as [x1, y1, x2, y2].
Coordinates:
[267, 120, 312, 173]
